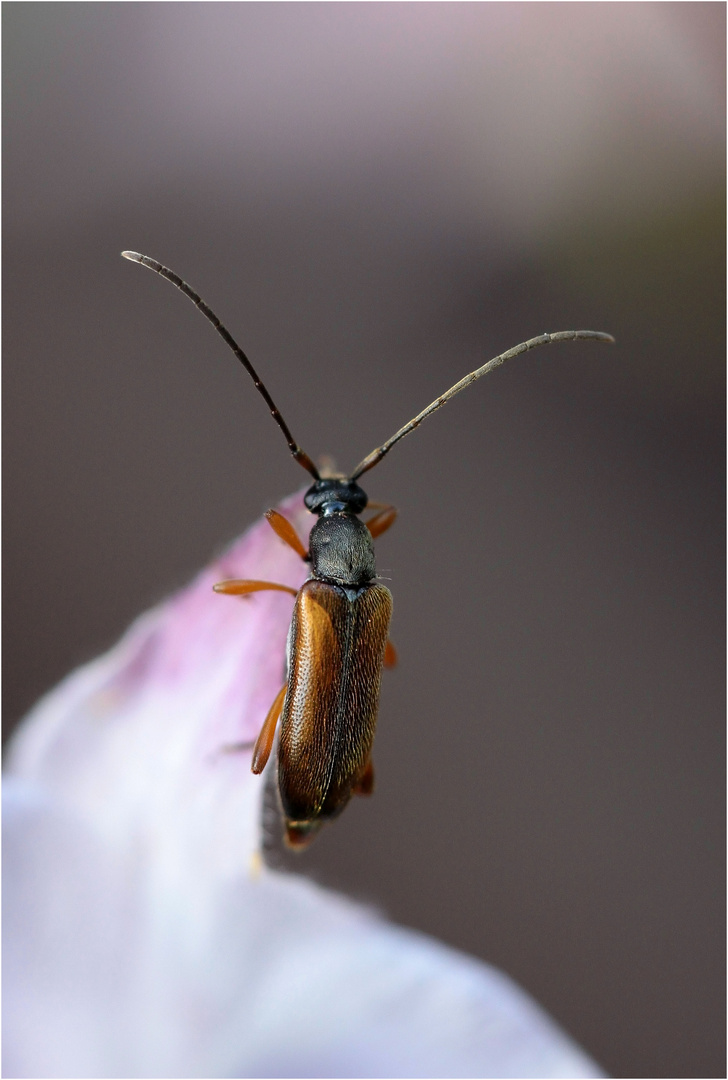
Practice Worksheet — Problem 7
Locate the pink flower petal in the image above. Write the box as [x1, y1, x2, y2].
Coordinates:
[4, 493, 604, 1078]
[7, 491, 311, 865]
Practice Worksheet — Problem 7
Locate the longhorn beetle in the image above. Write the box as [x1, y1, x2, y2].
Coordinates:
[122, 250, 614, 848]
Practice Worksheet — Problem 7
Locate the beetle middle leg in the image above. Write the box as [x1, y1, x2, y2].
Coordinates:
[213, 579, 298, 597]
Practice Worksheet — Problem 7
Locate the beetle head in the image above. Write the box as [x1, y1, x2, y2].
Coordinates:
[304, 478, 367, 516]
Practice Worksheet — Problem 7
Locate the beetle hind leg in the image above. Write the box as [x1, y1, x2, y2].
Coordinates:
[251, 684, 287, 774]
[352, 757, 374, 796]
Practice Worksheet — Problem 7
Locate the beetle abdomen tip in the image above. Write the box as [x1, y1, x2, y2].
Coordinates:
[284, 820, 322, 850]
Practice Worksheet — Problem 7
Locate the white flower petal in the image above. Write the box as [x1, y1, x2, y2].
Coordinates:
[4, 494, 604, 1079]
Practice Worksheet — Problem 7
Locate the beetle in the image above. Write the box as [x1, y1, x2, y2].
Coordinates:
[122, 250, 613, 848]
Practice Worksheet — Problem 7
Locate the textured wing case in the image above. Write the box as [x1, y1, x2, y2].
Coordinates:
[278, 579, 392, 825]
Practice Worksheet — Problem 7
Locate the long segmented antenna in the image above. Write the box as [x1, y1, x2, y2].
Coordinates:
[350, 329, 615, 480]
[121, 251, 320, 481]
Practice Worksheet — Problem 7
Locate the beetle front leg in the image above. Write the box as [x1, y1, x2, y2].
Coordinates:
[265, 509, 309, 560]
[365, 505, 397, 539]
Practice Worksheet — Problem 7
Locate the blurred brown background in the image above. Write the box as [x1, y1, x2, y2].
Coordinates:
[4, 4, 724, 1077]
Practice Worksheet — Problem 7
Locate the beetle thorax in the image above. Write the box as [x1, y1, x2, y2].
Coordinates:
[308, 513, 376, 586]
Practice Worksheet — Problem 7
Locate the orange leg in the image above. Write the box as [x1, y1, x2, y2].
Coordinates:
[213, 579, 298, 597]
[265, 509, 309, 560]
[353, 758, 375, 796]
[366, 505, 397, 539]
[252, 684, 287, 774]
[384, 640, 397, 668]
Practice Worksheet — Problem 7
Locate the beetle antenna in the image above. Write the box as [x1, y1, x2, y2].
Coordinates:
[349, 329, 615, 480]
[121, 251, 320, 480]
